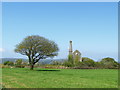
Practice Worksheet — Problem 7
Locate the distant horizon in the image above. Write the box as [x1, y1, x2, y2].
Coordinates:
[1, 2, 118, 61]
[0, 56, 119, 63]
[0, 55, 118, 62]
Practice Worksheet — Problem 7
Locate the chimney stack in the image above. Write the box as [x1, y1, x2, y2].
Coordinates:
[69, 40, 73, 55]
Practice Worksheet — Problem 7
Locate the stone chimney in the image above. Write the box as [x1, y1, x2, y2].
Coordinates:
[69, 40, 73, 55]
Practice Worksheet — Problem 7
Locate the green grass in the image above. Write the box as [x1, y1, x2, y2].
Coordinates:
[2, 68, 118, 88]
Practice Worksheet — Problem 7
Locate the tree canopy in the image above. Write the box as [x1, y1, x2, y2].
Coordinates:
[15, 35, 59, 70]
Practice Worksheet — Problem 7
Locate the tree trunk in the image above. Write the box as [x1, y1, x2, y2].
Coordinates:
[30, 64, 34, 70]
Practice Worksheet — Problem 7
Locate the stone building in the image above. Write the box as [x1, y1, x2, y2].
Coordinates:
[69, 41, 82, 63]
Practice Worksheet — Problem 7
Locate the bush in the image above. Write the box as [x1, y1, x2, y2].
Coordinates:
[68, 54, 74, 64]
[74, 55, 80, 65]
[4, 61, 9, 65]
[15, 59, 23, 65]
[61, 56, 118, 69]
[51, 61, 62, 65]
[94, 62, 102, 69]
[63, 61, 74, 67]
[100, 57, 118, 69]
[82, 57, 95, 67]
[4, 61, 14, 66]
[22, 62, 28, 65]
[14, 59, 26, 68]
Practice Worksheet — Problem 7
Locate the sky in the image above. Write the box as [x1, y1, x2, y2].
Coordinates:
[1, 2, 118, 61]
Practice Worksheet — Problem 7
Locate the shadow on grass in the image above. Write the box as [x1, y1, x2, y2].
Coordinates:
[36, 69, 61, 71]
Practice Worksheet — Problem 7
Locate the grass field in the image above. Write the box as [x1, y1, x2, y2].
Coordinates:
[2, 68, 118, 88]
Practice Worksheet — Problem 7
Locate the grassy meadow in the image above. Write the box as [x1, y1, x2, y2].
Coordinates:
[2, 68, 118, 88]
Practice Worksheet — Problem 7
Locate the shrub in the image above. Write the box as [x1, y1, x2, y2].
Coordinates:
[82, 57, 95, 67]
[100, 57, 118, 69]
[68, 54, 74, 64]
[22, 62, 28, 65]
[14, 59, 26, 68]
[74, 55, 80, 65]
[63, 61, 74, 67]
[15, 59, 23, 65]
[51, 61, 62, 65]
[4, 61, 9, 65]
[4, 61, 14, 66]
[94, 62, 102, 69]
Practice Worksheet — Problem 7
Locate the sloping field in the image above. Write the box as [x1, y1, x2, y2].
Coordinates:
[2, 68, 118, 88]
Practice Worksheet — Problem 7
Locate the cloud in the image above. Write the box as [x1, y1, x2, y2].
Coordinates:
[0, 48, 4, 52]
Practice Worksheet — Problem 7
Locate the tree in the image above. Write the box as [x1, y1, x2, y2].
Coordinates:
[15, 35, 59, 70]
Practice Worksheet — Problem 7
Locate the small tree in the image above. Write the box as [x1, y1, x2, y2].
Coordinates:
[15, 35, 59, 70]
